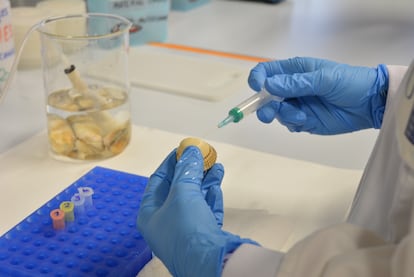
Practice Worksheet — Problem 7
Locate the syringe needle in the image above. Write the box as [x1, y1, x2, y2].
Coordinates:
[217, 115, 235, 128]
[218, 89, 284, 128]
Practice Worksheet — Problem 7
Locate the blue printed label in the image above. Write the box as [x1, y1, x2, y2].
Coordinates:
[112, 0, 146, 8]
[405, 106, 414, 145]
[405, 76, 414, 144]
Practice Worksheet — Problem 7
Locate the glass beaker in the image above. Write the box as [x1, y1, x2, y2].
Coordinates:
[37, 13, 132, 161]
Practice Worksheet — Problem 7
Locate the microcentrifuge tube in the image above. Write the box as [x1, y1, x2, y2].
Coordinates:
[71, 193, 86, 215]
[50, 209, 65, 230]
[59, 201, 75, 222]
[78, 187, 94, 208]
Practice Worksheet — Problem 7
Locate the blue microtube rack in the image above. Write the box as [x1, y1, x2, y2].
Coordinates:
[0, 166, 152, 277]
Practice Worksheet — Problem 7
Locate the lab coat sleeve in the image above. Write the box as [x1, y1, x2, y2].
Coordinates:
[276, 223, 394, 277]
[221, 223, 393, 277]
[222, 243, 284, 277]
[386, 65, 408, 98]
[223, 222, 414, 277]
[391, 232, 414, 277]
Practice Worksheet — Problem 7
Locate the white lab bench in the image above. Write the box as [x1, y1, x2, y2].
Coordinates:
[1, 0, 413, 274]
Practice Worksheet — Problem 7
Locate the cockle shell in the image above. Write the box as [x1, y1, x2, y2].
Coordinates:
[47, 114, 75, 155]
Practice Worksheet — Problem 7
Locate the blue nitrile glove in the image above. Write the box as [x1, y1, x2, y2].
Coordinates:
[248, 57, 389, 135]
[137, 147, 256, 277]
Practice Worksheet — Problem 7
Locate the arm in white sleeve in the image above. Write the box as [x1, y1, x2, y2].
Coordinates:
[221, 64, 410, 277]
[386, 65, 408, 98]
[275, 200, 414, 277]
[222, 223, 394, 277]
[276, 223, 392, 277]
[222, 244, 284, 277]
[222, 217, 414, 277]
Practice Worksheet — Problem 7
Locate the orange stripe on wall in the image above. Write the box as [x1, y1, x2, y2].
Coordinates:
[149, 42, 271, 63]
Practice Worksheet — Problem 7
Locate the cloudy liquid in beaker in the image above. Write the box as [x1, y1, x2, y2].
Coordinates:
[46, 86, 131, 160]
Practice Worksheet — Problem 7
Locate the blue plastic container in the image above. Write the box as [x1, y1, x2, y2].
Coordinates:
[171, 0, 210, 11]
[0, 166, 152, 277]
[86, 0, 169, 45]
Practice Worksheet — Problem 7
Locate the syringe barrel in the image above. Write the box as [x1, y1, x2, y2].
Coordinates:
[236, 89, 283, 116]
[218, 89, 284, 128]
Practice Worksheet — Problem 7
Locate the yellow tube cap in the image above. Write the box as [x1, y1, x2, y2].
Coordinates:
[176, 137, 217, 171]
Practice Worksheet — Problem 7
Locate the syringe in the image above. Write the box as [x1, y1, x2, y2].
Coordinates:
[218, 89, 284, 128]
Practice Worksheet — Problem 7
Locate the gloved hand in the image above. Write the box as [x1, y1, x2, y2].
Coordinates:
[137, 147, 256, 277]
[248, 57, 389, 135]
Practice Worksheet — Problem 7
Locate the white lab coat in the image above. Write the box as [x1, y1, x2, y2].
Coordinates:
[222, 63, 413, 277]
